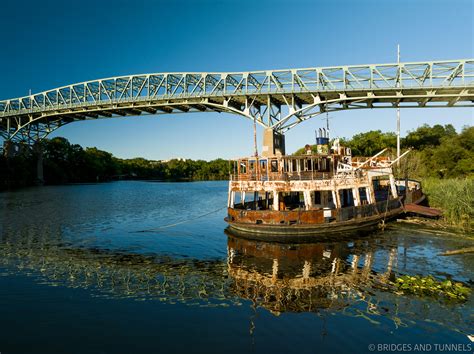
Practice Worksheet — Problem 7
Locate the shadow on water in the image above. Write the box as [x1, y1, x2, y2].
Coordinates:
[0, 222, 472, 337]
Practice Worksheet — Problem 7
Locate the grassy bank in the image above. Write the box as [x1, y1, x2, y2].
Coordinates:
[422, 178, 474, 230]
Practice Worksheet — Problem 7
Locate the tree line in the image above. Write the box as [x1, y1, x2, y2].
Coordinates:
[0, 137, 230, 190]
[1, 123, 472, 190]
[295, 124, 473, 179]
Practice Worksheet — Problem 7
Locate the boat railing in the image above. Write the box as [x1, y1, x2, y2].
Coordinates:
[334, 198, 402, 222]
[231, 171, 336, 182]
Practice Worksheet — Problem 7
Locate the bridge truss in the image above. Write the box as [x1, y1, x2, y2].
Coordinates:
[0, 59, 473, 144]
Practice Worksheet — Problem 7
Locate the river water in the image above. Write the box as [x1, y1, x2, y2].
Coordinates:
[0, 181, 472, 354]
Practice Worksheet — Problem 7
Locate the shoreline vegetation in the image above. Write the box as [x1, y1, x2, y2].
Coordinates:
[0, 138, 231, 187]
[295, 124, 473, 231]
[422, 178, 473, 231]
[1, 124, 472, 229]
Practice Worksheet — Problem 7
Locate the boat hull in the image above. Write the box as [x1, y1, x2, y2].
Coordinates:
[225, 205, 403, 238]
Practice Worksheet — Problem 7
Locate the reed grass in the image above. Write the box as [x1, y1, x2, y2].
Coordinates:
[422, 178, 474, 230]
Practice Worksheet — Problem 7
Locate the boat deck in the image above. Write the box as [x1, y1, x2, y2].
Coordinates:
[404, 203, 442, 217]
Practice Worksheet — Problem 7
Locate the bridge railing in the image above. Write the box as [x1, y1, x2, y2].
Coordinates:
[1, 59, 473, 117]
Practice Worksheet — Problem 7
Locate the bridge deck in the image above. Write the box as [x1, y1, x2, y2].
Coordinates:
[1, 59, 473, 144]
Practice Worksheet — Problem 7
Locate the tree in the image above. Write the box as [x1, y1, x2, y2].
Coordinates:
[348, 130, 396, 156]
[403, 124, 456, 150]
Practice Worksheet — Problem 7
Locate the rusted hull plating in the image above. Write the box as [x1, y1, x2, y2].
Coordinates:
[225, 199, 403, 237]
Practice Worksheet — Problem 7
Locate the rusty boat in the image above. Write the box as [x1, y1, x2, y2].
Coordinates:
[225, 129, 424, 237]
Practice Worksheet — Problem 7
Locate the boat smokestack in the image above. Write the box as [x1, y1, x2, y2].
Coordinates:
[316, 128, 329, 155]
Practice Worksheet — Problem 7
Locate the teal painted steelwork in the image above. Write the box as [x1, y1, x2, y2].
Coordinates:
[0, 59, 473, 144]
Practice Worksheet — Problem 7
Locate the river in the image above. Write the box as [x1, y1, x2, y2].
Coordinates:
[0, 181, 472, 354]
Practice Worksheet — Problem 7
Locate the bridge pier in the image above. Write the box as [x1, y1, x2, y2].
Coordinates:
[262, 128, 285, 157]
[33, 143, 44, 185]
[3, 141, 45, 185]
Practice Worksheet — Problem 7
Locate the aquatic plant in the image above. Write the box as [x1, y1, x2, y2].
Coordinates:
[395, 275, 471, 301]
[422, 177, 474, 230]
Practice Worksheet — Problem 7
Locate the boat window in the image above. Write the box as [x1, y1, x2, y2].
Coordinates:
[239, 161, 247, 174]
[301, 159, 307, 171]
[314, 191, 321, 204]
[281, 191, 305, 210]
[292, 159, 297, 173]
[249, 160, 255, 172]
[259, 159, 267, 172]
[307, 159, 313, 171]
[270, 160, 278, 173]
[339, 188, 355, 207]
[359, 187, 368, 204]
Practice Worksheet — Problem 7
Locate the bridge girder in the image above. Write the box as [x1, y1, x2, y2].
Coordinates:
[1, 59, 473, 144]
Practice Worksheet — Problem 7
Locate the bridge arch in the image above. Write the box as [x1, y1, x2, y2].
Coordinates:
[1, 59, 473, 146]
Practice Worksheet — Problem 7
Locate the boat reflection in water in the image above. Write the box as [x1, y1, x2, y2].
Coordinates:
[225, 230, 471, 337]
[226, 229, 398, 315]
[0, 225, 470, 335]
[1, 225, 392, 309]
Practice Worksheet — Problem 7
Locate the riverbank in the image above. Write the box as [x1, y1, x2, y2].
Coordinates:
[0, 136, 231, 190]
[422, 177, 474, 231]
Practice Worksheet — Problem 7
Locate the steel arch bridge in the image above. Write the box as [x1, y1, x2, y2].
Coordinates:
[0, 59, 473, 144]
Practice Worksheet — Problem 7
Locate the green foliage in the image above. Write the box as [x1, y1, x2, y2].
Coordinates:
[0, 152, 36, 189]
[403, 124, 457, 150]
[403, 126, 473, 178]
[292, 124, 473, 228]
[295, 124, 473, 179]
[422, 177, 474, 229]
[348, 130, 396, 156]
[294, 131, 395, 156]
[0, 137, 231, 189]
[395, 275, 471, 301]
[118, 158, 230, 181]
[42, 137, 120, 183]
[293, 145, 318, 156]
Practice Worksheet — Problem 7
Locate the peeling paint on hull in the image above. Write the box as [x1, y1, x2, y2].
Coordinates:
[225, 207, 403, 237]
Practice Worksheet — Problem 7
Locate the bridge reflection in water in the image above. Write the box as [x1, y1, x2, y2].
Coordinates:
[0, 225, 469, 333]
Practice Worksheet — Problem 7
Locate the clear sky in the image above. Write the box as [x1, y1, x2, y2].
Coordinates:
[1, 0, 472, 160]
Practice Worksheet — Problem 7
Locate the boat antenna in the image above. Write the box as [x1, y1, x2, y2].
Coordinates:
[325, 112, 330, 139]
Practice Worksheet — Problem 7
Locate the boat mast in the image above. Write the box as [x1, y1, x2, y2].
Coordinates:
[396, 44, 401, 167]
[253, 117, 258, 157]
[326, 112, 330, 137]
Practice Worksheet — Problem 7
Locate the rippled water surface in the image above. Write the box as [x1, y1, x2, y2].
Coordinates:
[0, 181, 473, 354]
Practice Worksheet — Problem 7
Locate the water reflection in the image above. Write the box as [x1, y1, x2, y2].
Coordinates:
[227, 231, 474, 335]
[0, 225, 235, 306]
[0, 223, 472, 335]
[227, 232, 397, 315]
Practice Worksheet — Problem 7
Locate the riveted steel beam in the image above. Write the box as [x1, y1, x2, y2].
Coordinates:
[0, 59, 472, 143]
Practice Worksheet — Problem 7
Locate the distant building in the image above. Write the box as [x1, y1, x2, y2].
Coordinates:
[160, 158, 187, 163]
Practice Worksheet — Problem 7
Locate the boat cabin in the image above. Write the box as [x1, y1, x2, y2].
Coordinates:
[228, 141, 400, 216]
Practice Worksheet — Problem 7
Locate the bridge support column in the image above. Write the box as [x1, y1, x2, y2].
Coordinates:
[262, 128, 285, 157]
[33, 143, 44, 185]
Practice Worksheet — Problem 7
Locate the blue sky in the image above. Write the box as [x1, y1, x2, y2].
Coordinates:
[1, 0, 472, 160]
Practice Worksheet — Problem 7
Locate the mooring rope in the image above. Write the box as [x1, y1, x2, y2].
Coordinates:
[133, 206, 227, 233]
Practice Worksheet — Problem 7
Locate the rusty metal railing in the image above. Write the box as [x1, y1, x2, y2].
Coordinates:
[230, 171, 335, 182]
